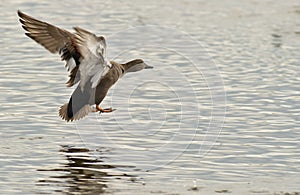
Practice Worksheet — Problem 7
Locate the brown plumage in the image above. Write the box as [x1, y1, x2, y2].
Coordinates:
[18, 10, 153, 122]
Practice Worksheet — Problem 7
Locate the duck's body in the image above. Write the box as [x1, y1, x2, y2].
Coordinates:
[17, 10, 152, 122]
[59, 61, 124, 121]
[60, 60, 138, 121]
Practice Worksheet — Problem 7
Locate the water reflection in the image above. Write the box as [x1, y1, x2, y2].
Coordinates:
[37, 145, 134, 194]
[271, 33, 282, 48]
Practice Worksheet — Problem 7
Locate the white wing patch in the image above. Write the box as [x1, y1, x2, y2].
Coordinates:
[65, 58, 76, 71]
[73, 27, 111, 91]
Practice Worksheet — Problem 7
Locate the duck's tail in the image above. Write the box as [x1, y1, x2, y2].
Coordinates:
[59, 81, 96, 122]
[59, 102, 93, 122]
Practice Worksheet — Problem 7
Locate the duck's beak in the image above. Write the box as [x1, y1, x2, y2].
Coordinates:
[144, 64, 153, 69]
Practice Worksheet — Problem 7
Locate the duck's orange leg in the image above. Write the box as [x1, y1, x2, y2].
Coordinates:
[95, 105, 116, 113]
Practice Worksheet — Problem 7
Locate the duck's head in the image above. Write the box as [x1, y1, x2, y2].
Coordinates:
[122, 59, 153, 73]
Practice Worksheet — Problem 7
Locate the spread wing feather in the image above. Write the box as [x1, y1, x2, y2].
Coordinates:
[18, 11, 112, 122]
[73, 27, 110, 91]
[18, 10, 81, 87]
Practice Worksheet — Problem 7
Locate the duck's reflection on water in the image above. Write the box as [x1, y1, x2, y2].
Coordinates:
[37, 145, 135, 194]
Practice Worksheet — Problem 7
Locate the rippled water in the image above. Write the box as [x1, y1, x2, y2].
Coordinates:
[1, 0, 300, 194]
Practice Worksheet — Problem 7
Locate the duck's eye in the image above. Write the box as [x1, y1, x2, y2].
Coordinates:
[121, 68, 125, 74]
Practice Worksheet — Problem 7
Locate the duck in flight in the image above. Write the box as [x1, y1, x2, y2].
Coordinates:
[17, 10, 153, 122]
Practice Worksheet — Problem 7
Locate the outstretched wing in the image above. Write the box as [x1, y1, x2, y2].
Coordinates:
[17, 10, 81, 87]
[59, 28, 111, 121]
[17, 10, 73, 53]
[73, 27, 111, 91]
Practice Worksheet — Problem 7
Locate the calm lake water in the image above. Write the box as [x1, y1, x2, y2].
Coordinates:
[1, 0, 300, 194]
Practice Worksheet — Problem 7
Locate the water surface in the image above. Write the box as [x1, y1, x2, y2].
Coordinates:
[0, 0, 299, 194]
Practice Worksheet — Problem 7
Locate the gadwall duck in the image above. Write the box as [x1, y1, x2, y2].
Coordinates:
[17, 10, 153, 122]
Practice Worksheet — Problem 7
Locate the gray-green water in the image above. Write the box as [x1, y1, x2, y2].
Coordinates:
[1, 0, 299, 194]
